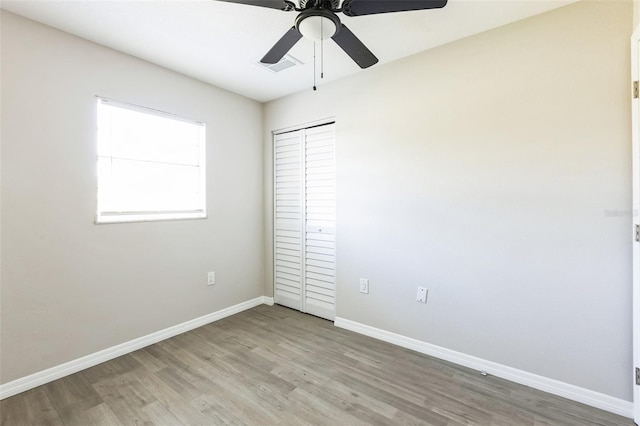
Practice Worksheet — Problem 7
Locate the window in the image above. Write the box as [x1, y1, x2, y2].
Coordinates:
[96, 97, 206, 223]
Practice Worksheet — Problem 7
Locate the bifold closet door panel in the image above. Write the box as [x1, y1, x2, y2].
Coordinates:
[273, 130, 303, 311]
[273, 123, 335, 320]
[303, 124, 336, 320]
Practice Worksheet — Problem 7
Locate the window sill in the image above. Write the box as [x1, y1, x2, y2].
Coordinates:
[95, 211, 207, 224]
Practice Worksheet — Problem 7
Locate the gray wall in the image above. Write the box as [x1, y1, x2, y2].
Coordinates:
[1, 0, 634, 404]
[1, 11, 264, 384]
[264, 1, 633, 400]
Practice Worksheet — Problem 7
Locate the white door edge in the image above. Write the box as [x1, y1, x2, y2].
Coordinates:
[631, 22, 640, 425]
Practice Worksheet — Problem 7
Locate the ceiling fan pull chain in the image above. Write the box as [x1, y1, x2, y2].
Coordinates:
[320, 17, 324, 79]
[313, 41, 317, 91]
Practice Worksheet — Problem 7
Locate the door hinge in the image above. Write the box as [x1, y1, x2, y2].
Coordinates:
[635, 224, 640, 242]
[636, 367, 640, 386]
[634, 81, 639, 99]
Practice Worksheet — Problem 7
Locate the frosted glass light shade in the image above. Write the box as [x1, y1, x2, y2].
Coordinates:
[298, 16, 337, 41]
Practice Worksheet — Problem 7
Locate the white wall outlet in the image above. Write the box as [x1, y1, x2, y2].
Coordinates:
[359, 278, 369, 294]
[417, 287, 428, 303]
[207, 271, 216, 286]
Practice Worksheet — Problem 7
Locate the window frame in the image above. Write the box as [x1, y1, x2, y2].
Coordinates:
[95, 97, 207, 224]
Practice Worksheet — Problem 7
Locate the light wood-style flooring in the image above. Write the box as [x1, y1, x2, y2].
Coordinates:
[0, 304, 634, 425]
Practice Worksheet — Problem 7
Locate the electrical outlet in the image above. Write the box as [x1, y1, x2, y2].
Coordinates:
[417, 287, 428, 303]
[359, 278, 369, 294]
[207, 271, 216, 286]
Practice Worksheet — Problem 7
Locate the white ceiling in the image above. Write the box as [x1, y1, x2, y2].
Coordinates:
[1, 0, 575, 102]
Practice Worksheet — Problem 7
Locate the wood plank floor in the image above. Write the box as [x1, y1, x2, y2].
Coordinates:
[0, 305, 634, 425]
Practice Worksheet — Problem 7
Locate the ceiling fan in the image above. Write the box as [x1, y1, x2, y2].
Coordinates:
[216, 0, 448, 69]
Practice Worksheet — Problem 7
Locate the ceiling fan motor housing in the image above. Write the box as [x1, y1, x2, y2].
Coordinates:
[295, 9, 341, 41]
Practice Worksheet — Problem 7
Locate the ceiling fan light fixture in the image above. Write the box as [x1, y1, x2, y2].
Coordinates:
[295, 9, 341, 42]
[298, 16, 336, 41]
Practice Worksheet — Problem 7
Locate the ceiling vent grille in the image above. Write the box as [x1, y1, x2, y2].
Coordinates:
[254, 55, 302, 73]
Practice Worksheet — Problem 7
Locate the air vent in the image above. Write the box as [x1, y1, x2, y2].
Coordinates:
[254, 55, 302, 73]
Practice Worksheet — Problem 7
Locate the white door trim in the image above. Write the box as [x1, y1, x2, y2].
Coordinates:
[272, 117, 336, 136]
[631, 22, 640, 425]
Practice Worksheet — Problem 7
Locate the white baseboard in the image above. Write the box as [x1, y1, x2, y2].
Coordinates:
[334, 317, 633, 419]
[263, 296, 275, 306]
[0, 296, 271, 400]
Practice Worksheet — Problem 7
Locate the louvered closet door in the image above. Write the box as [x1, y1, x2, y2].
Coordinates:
[274, 130, 304, 311]
[273, 123, 336, 321]
[303, 124, 336, 320]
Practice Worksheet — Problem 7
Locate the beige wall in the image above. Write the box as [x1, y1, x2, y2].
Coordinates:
[635, 0, 639, 28]
[265, 1, 633, 400]
[0, 11, 264, 384]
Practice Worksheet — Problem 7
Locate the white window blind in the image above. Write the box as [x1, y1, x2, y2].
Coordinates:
[96, 98, 206, 223]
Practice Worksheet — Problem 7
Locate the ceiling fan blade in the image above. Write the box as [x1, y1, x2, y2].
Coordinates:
[214, 0, 296, 11]
[331, 24, 378, 69]
[341, 0, 447, 17]
[261, 27, 303, 64]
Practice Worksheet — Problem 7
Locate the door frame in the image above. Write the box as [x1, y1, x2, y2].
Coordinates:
[631, 23, 640, 425]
